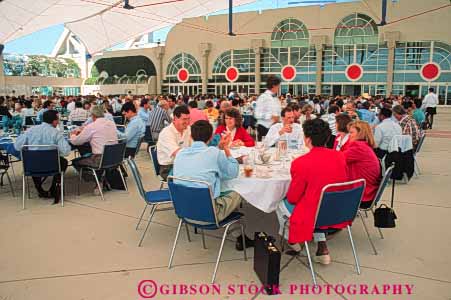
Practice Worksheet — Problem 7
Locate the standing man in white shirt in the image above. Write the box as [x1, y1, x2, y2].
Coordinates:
[421, 87, 439, 129]
[265, 107, 303, 148]
[254, 75, 282, 141]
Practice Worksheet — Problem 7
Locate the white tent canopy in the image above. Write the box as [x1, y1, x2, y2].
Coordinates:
[0, 0, 254, 54]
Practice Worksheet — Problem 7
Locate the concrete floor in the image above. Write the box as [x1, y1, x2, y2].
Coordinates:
[1, 109, 451, 300]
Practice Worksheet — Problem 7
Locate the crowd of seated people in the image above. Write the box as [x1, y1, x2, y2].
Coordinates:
[0, 79, 437, 263]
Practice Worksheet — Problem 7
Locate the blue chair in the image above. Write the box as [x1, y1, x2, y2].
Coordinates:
[149, 145, 165, 189]
[359, 164, 395, 255]
[126, 159, 173, 247]
[414, 134, 426, 176]
[21, 145, 64, 209]
[305, 179, 366, 285]
[77, 142, 127, 201]
[167, 176, 247, 283]
[113, 116, 124, 125]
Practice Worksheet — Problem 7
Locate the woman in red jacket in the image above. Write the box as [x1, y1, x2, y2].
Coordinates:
[214, 108, 255, 147]
[276, 119, 348, 265]
[344, 121, 381, 208]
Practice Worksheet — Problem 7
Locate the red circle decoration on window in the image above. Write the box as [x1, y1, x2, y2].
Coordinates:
[281, 65, 296, 81]
[421, 63, 441, 81]
[177, 68, 189, 83]
[225, 67, 239, 82]
[345, 64, 363, 81]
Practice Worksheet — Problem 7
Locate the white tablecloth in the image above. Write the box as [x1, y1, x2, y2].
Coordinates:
[222, 151, 294, 214]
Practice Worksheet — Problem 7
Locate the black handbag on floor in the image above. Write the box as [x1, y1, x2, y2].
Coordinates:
[253, 232, 281, 295]
[374, 204, 397, 228]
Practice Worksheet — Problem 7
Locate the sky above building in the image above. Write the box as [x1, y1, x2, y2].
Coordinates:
[4, 0, 357, 55]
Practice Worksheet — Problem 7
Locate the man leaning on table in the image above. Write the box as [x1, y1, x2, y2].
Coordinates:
[173, 120, 253, 251]
[254, 75, 282, 141]
[119, 102, 146, 158]
[14, 110, 71, 204]
[156, 105, 191, 180]
[264, 107, 303, 148]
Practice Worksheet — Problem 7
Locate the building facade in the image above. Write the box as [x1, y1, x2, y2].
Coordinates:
[3, 0, 451, 104]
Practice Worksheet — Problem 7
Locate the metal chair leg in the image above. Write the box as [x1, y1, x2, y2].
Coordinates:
[5, 171, 15, 197]
[414, 158, 420, 176]
[136, 204, 149, 230]
[304, 241, 317, 286]
[240, 222, 248, 261]
[347, 225, 361, 275]
[9, 159, 16, 182]
[281, 219, 288, 252]
[61, 174, 64, 207]
[372, 209, 384, 239]
[185, 223, 191, 242]
[138, 205, 156, 247]
[78, 169, 83, 196]
[26, 177, 30, 199]
[211, 224, 230, 283]
[22, 175, 26, 210]
[359, 212, 378, 255]
[168, 219, 183, 269]
[201, 229, 207, 249]
[92, 170, 105, 201]
[118, 167, 128, 192]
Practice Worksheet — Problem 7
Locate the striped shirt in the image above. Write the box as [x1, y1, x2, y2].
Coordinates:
[147, 106, 171, 133]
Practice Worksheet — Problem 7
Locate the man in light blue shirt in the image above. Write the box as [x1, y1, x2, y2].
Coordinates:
[118, 102, 145, 158]
[374, 107, 402, 159]
[173, 120, 253, 250]
[138, 99, 150, 123]
[358, 101, 376, 124]
[14, 110, 71, 203]
[36, 100, 54, 123]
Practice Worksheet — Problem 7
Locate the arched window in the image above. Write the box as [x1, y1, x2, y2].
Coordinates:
[271, 18, 309, 47]
[212, 49, 255, 74]
[166, 52, 201, 77]
[334, 13, 378, 45]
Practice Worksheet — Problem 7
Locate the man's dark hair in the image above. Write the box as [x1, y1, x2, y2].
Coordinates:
[122, 102, 136, 113]
[403, 101, 413, 110]
[362, 101, 370, 109]
[42, 110, 59, 124]
[140, 99, 149, 107]
[24, 101, 32, 109]
[188, 101, 198, 109]
[328, 104, 340, 114]
[191, 120, 213, 143]
[379, 107, 392, 119]
[302, 119, 331, 147]
[266, 75, 281, 90]
[43, 100, 52, 109]
[281, 107, 293, 117]
[75, 101, 83, 108]
[205, 100, 214, 108]
[173, 105, 190, 118]
[429, 87, 434, 93]
[287, 102, 300, 111]
[336, 114, 352, 133]
[392, 105, 406, 116]
[231, 99, 239, 107]
[414, 98, 422, 109]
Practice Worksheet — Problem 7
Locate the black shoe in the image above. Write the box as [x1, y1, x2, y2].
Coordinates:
[285, 249, 300, 256]
[38, 191, 52, 198]
[235, 235, 255, 251]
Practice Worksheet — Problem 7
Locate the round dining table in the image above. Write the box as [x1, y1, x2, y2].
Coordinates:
[222, 146, 307, 213]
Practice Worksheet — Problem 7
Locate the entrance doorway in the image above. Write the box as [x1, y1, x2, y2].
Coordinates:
[405, 85, 420, 98]
[343, 85, 362, 96]
[332, 85, 342, 96]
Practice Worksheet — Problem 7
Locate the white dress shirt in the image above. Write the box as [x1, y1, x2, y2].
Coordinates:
[421, 92, 439, 109]
[374, 118, 402, 151]
[156, 123, 192, 166]
[264, 122, 303, 148]
[254, 90, 281, 129]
